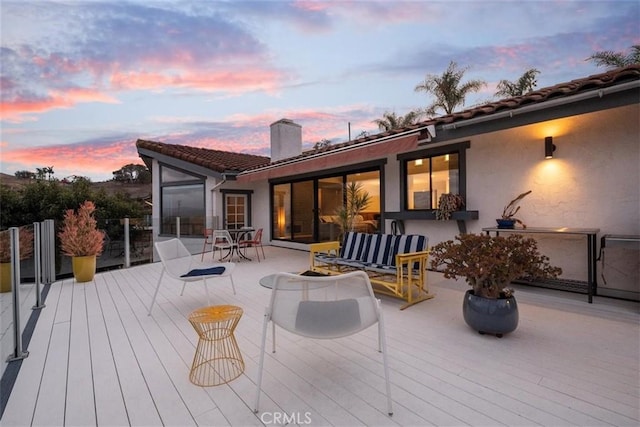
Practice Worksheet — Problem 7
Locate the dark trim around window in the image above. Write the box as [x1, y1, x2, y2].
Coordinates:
[397, 141, 470, 212]
[220, 189, 254, 228]
[159, 162, 205, 185]
[269, 160, 386, 242]
[269, 159, 387, 185]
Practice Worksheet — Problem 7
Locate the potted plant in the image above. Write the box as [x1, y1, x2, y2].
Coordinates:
[497, 190, 531, 229]
[58, 201, 105, 283]
[435, 193, 464, 220]
[335, 182, 371, 238]
[0, 228, 34, 292]
[430, 233, 561, 337]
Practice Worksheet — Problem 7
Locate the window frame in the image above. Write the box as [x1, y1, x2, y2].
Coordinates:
[397, 141, 470, 213]
[220, 189, 254, 230]
[269, 160, 386, 243]
[159, 163, 206, 236]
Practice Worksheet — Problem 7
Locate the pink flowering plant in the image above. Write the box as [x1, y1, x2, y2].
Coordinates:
[0, 228, 34, 263]
[58, 201, 105, 257]
[430, 233, 562, 299]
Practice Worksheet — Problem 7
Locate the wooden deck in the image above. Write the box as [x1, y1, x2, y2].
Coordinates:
[1, 245, 639, 426]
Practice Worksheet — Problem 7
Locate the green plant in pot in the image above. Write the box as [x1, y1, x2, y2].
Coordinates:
[335, 181, 371, 238]
[58, 201, 105, 283]
[497, 190, 531, 229]
[430, 233, 561, 337]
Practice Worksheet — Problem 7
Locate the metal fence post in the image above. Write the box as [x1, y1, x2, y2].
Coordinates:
[124, 217, 130, 268]
[41, 219, 56, 285]
[7, 227, 29, 362]
[32, 223, 45, 310]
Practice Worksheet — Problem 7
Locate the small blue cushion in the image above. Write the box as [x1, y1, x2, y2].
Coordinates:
[181, 266, 226, 277]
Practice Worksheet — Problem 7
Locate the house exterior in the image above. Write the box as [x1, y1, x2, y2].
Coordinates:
[136, 65, 639, 299]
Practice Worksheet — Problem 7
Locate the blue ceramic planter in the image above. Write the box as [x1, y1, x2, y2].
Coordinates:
[496, 218, 516, 229]
[462, 290, 519, 337]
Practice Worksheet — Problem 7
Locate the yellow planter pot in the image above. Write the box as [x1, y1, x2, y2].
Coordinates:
[72, 255, 97, 283]
[1, 263, 11, 293]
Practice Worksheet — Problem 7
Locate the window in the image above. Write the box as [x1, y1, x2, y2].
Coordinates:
[398, 141, 469, 211]
[160, 165, 205, 236]
[225, 194, 247, 230]
[220, 189, 253, 231]
[271, 163, 383, 243]
[292, 180, 314, 242]
[407, 153, 459, 210]
[273, 184, 291, 240]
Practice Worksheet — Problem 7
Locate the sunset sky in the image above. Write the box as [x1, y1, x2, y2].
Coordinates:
[1, 0, 638, 182]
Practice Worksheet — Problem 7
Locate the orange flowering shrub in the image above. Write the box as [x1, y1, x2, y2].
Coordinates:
[58, 201, 105, 257]
[0, 228, 34, 263]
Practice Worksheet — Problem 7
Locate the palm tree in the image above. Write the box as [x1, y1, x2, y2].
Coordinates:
[414, 61, 486, 116]
[35, 166, 55, 181]
[587, 45, 640, 69]
[495, 68, 540, 98]
[372, 110, 423, 132]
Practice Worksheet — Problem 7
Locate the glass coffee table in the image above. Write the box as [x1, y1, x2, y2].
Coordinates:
[259, 270, 327, 289]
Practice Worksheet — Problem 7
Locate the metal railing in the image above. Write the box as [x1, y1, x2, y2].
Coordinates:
[0, 215, 227, 418]
[1, 215, 222, 370]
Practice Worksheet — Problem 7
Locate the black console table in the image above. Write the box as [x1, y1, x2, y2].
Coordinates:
[482, 227, 600, 303]
[385, 210, 479, 234]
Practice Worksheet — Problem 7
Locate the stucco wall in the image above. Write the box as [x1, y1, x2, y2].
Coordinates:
[393, 104, 639, 286]
[228, 104, 639, 291]
[466, 105, 638, 234]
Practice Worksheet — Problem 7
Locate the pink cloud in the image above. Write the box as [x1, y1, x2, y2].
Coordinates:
[2, 138, 140, 180]
[53, 87, 119, 104]
[109, 65, 287, 94]
[1, 88, 119, 123]
[2, 104, 381, 180]
[221, 105, 376, 148]
[1, 97, 72, 122]
[293, 1, 329, 12]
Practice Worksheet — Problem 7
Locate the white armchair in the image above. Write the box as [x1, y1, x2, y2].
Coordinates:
[148, 238, 235, 315]
[253, 271, 393, 415]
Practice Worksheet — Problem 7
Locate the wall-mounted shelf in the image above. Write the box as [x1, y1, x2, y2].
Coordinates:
[384, 210, 479, 233]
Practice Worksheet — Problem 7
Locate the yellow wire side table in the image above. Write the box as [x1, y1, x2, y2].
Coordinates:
[188, 305, 244, 386]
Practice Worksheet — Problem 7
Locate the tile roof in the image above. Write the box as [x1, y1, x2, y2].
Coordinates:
[136, 139, 270, 173]
[303, 64, 640, 156]
[428, 63, 640, 126]
[280, 64, 640, 163]
[137, 65, 639, 173]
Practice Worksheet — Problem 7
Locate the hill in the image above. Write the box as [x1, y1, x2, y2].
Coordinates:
[0, 173, 151, 200]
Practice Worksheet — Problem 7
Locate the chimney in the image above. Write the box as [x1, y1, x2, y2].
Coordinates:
[270, 118, 302, 162]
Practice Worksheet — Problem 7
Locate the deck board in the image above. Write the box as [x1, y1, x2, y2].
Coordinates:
[0, 282, 37, 363]
[2, 246, 638, 426]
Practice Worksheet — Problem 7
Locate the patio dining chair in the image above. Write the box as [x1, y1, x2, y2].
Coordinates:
[253, 270, 393, 416]
[213, 229, 240, 261]
[148, 238, 235, 315]
[200, 228, 215, 261]
[238, 228, 265, 262]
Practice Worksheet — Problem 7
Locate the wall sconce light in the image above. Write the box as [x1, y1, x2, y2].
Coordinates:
[414, 159, 423, 166]
[545, 136, 556, 159]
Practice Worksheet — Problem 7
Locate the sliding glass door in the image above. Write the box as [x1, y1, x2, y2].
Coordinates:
[271, 168, 381, 243]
